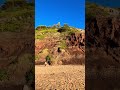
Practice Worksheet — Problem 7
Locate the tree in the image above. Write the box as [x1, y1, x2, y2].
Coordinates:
[63, 24, 70, 29]
[36, 26, 47, 30]
[57, 24, 70, 33]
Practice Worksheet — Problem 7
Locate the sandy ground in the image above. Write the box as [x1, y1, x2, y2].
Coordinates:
[35, 65, 85, 90]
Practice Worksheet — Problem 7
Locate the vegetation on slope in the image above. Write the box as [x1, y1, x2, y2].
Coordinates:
[86, 2, 120, 21]
[0, 0, 34, 32]
[0, 1, 34, 89]
[35, 24, 85, 65]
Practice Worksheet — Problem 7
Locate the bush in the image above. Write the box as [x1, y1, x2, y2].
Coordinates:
[60, 40, 67, 49]
[0, 69, 9, 81]
[68, 31, 75, 35]
[25, 68, 34, 85]
[57, 27, 66, 32]
[46, 55, 51, 65]
[57, 24, 70, 33]
[0, 0, 34, 32]
[36, 26, 47, 30]
[46, 55, 51, 61]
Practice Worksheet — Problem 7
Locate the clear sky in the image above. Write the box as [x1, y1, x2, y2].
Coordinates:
[35, 0, 85, 29]
[0, 0, 5, 6]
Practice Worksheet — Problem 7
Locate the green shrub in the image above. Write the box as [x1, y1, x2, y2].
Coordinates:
[35, 35, 45, 40]
[60, 40, 67, 49]
[57, 24, 70, 33]
[0, 1, 34, 32]
[0, 69, 9, 81]
[46, 55, 51, 61]
[36, 26, 47, 30]
[86, 2, 109, 21]
[68, 31, 75, 35]
[25, 68, 34, 85]
[35, 55, 39, 61]
[57, 27, 66, 32]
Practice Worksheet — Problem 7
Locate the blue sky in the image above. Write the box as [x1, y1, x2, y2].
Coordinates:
[0, 0, 5, 6]
[87, 0, 120, 7]
[35, 0, 85, 29]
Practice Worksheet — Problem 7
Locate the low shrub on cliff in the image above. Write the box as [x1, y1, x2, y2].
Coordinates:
[0, 69, 9, 81]
[0, 1, 34, 32]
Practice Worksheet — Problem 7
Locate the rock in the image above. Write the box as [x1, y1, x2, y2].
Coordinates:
[0, 32, 33, 68]
[86, 15, 120, 66]
[44, 61, 49, 66]
[66, 32, 85, 49]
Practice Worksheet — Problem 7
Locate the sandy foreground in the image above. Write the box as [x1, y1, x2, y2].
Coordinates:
[35, 65, 85, 90]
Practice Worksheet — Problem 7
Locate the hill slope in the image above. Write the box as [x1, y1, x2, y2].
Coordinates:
[35, 25, 85, 65]
[86, 2, 120, 67]
[0, 1, 34, 89]
[86, 2, 120, 90]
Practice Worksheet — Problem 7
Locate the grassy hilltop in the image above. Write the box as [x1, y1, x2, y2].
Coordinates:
[0, 0, 34, 32]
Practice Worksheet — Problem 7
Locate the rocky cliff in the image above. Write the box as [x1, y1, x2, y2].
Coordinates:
[86, 3, 120, 67]
[86, 3, 120, 89]
[35, 26, 85, 65]
[0, 1, 34, 89]
[85, 3, 120, 90]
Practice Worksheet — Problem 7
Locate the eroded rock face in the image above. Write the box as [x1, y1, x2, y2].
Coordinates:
[86, 16, 120, 66]
[0, 32, 34, 88]
[66, 32, 85, 49]
[0, 32, 34, 68]
[35, 30, 85, 65]
[58, 32, 85, 65]
[86, 3, 120, 90]
[86, 17, 120, 47]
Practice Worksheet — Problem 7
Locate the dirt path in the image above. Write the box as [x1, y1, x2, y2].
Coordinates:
[35, 65, 85, 90]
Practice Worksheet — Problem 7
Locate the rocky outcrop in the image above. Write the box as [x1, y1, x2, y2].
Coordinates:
[0, 32, 34, 68]
[66, 32, 85, 49]
[86, 3, 120, 90]
[35, 28, 85, 65]
[0, 1, 34, 89]
[86, 16, 120, 66]
[0, 32, 34, 89]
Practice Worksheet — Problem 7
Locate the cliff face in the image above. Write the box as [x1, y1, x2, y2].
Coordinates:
[86, 17, 120, 48]
[0, 33, 34, 67]
[86, 2, 120, 67]
[35, 27, 85, 65]
[0, 1, 34, 88]
[86, 3, 120, 89]
[86, 16, 120, 66]
[66, 32, 85, 48]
